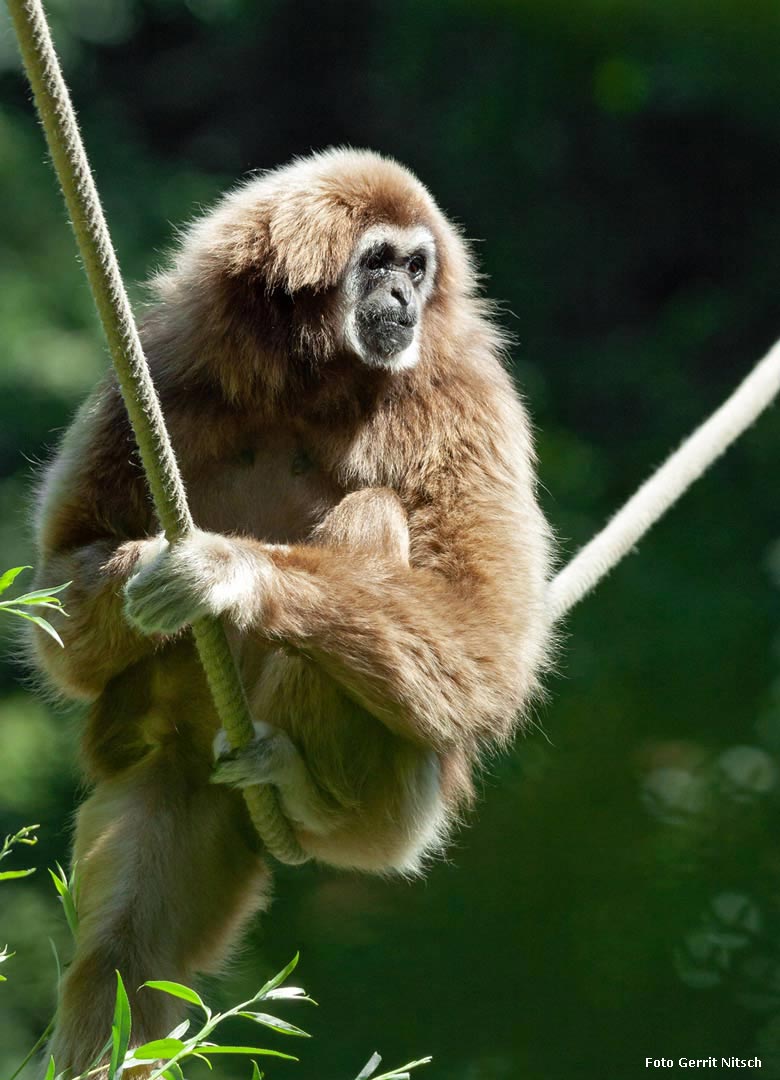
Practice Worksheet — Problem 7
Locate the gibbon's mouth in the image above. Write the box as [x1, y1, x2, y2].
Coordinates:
[356, 308, 417, 360]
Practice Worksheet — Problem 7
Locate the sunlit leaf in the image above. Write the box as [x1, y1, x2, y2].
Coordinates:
[250, 1063, 264, 1080]
[108, 973, 132, 1080]
[48, 864, 78, 937]
[195, 1047, 298, 1060]
[6, 608, 64, 647]
[0, 566, 31, 595]
[131, 1038, 186, 1060]
[0, 867, 35, 880]
[144, 980, 210, 1016]
[263, 986, 314, 1003]
[43, 1056, 56, 1080]
[11, 824, 41, 847]
[238, 1012, 310, 1037]
[369, 1057, 433, 1080]
[6, 581, 71, 604]
[355, 1052, 382, 1080]
[250, 953, 300, 1003]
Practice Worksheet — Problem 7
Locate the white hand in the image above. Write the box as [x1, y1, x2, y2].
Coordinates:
[124, 528, 270, 636]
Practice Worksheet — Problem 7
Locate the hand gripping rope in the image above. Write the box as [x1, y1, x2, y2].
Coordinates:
[8, 0, 780, 865]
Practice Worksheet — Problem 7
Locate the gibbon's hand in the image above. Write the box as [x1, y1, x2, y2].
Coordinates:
[124, 528, 273, 636]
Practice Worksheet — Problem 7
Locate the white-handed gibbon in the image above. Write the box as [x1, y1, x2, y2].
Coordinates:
[31, 148, 553, 1070]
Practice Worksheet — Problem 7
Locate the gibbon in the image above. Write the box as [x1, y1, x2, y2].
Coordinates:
[31, 148, 553, 1070]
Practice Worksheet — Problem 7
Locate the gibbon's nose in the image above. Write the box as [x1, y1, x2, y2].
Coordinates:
[390, 276, 413, 308]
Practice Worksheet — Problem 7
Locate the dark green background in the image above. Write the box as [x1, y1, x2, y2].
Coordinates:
[1, 1, 779, 1077]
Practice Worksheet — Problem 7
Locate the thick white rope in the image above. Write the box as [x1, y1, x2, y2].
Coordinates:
[549, 338, 780, 621]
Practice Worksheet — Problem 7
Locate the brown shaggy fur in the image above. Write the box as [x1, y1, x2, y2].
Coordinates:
[31, 148, 552, 1072]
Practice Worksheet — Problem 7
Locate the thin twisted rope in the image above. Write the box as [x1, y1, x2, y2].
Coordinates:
[548, 338, 780, 621]
[7, 0, 308, 866]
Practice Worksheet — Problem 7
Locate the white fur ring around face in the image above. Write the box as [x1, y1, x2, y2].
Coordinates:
[124, 528, 253, 636]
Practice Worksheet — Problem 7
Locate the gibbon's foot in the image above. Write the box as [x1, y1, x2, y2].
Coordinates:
[124, 529, 273, 636]
[211, 721, 294, 789]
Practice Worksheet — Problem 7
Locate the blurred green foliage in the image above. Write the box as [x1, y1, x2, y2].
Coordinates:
[1, 1, 779, 1076]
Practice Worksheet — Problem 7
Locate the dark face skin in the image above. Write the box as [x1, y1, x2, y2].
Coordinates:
[353, 241, 429, 362]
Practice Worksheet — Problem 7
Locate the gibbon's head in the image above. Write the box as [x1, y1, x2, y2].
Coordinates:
[151, 148, 486, 394]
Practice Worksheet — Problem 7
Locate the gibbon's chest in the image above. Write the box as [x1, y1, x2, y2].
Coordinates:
[186, 423, 347, 543]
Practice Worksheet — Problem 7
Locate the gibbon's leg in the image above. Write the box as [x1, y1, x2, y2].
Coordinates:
[48, 752, 269, 1076]
[211, 489, 409, 828]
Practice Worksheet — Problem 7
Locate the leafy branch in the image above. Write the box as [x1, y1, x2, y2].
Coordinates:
[35, 921, 431, 1080]
[0, 824, 39, 984]
[0, 567, 70, 647]
[354, 1051, 433, 1080]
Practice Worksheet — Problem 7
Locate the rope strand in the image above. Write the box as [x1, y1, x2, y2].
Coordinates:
[7, 0, 308, 866]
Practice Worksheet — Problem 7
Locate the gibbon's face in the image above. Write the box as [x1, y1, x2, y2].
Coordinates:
[342, 224, 437, 372]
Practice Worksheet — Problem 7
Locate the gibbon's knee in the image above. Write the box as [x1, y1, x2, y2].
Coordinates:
[313, 488, 409, 564]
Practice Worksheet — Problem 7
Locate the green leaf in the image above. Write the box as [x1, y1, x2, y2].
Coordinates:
[90, 1038, 114, 1073]
[263, 986, 314, 1003]
[6, 608, 64, 647]
[0, 868, 35, 881]
[49, 937, 62, 983]
[43, 1056, 56, 1080]
[250, 1063, 264, 1080]
[167, 1019, 190, 1039]
[131, 1038, 186, 1060]
[0, 824, 40, 861]
[251, 953, 300, 1003]
[143, 980, 210, 1016]
[0, 567, 31, 595]
[12, 825, 41, 846]
[356, 1054, 382, 1080]
[238, 1012, 310, 1037]
[108, 973, 132, 1080]
[162, 1067, 185, 1080]
[369, 1058, 433, 1080]
[196, 1047, 298, 1060]
[5, 581, 71, 603]
[48, 864, 78, 937]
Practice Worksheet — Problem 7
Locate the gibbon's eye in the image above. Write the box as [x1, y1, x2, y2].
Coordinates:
[364, 246, 389, 271]
[408, 253, 427, 280]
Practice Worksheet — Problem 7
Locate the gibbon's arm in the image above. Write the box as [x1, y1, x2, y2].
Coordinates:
[32, 381, 157, 699]
[125, 468, 550, 751]
[265, 541, 546, 750]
